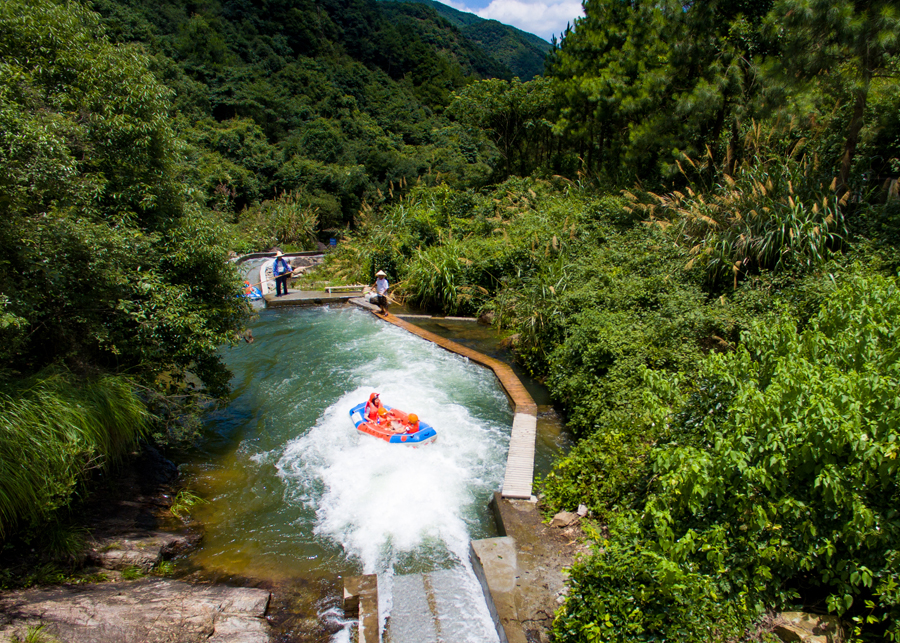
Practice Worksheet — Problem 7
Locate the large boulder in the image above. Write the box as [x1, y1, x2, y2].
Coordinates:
[0, 578, 271, 643]
[773, 612, 845, 643]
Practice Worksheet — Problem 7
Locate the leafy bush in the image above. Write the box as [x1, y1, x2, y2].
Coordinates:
[554, 270, 900, 642]
[554, 516, 755, 643]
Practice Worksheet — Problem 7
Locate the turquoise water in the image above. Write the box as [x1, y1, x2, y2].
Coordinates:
[181, 306, 514, 582]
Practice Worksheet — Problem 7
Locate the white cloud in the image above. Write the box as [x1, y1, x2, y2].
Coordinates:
[443, 0, 583, 42]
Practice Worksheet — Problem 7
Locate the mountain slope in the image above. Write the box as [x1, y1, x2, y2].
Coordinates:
[88, 0, 506, 226]
[378, 1, 513, 80]
[378, 0, 550, 78]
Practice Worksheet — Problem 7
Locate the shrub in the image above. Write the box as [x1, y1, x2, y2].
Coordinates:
[556, 270, 900, 642]
[554, 515, 755, 643]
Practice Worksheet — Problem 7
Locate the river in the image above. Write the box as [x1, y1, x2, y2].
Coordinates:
[178, 303, 569, 640]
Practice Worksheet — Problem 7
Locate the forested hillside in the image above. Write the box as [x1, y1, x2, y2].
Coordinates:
[378, 0, 551, 79]
[89, 0, 522, 232]
[2, 0, 900, 639]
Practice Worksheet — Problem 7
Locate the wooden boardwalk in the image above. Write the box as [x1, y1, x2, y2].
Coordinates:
[349, 298, 538, 499]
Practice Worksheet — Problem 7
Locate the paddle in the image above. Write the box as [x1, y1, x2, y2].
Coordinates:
[243, 267, 304, 291]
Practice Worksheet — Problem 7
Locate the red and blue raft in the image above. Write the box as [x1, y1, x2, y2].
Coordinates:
[349, 402, 437, 445]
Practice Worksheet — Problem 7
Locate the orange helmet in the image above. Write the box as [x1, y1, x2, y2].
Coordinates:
[408, 413, 418, 423]
[378, 407, 388, 416]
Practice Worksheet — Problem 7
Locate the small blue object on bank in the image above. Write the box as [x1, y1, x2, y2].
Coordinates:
[329, 238, 337, 246]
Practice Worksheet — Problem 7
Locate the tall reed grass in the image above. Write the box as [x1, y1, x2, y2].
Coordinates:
[628, 157, 847, 285]
[0, 371, 147, 537]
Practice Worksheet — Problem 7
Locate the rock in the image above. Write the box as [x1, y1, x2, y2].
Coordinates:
[0, 578, 271, 643]
[548, 512, 579, 528]
[500, 333, 520, 349]
[773, 612, 845, 643]
[478, 311, 496, 326]
[133, 444, 178, 488]
[87, 532, 199, 572]
[576, 504, 589, 517]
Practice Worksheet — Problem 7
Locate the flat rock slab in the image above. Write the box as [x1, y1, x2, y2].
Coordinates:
[88, 531, 200, 572]
[0, 578, 271, 643]
[773, 611, 845, 643]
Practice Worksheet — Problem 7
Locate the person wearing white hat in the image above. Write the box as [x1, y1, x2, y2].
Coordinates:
[372, 269, 389, 315]
[273, 251, 292, 297]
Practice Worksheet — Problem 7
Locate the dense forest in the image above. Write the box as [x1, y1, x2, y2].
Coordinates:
[2, 0, 899, 640]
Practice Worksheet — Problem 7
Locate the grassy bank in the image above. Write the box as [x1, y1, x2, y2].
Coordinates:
[0, 372, 147, 539]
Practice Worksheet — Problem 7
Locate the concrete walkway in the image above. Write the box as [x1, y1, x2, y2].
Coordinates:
[264, 290, 365, 307]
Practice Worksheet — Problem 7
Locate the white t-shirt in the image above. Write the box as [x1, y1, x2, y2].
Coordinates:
[376, 277, 388, 295]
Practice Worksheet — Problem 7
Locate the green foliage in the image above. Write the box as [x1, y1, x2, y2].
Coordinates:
[0, 0, 250, 547]
[378, 0, 550, 79]
[120, 565, 145, 580]
[401, 242, 488, 314]
[169, 490, 206, 519]
[554, 515, 755, 643]
[152, 559, 176, 576]
[0, 372, 147, 537]
[629, 155, 848, 285]
[0, 0, 247, 394]
[10, 624, 60, 643]
[85, 0, 521, 231]
[449, 77, 555, 179]
[238, 191, 319, 251]
[768, 0, 900, 188]
[554, 271, 900, 642]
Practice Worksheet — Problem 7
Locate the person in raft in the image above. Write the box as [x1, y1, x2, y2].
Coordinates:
[372, 269, 389, 315]
[273, 251, 292, 297]
[365, 392, 383, 421]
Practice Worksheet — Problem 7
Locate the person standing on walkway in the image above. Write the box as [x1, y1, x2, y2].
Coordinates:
[373, 269, 389, 315]
[273, 251, 292, 297]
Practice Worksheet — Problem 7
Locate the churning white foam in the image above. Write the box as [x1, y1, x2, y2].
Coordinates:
[276, 386, 508, 570]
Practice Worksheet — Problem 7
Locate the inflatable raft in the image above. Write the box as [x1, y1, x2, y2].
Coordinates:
[241, 281, 263, 300]
[349, 401, 437, 445]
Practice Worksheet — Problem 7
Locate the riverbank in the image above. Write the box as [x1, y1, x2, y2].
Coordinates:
[0, 445, 275, 643]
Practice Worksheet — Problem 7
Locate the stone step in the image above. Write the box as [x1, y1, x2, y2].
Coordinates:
[385, 568, 498, 643]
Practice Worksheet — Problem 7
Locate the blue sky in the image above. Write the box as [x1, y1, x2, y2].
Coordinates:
[442, 0, 584, 42]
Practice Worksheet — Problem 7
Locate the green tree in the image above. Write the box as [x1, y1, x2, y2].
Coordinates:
[449, 77, 554, 178]
[769, 0, 900, 191]
[0, 0, 246, 397]
[547, 0, 773, 181]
